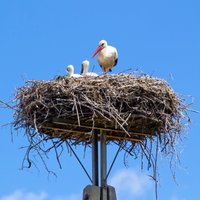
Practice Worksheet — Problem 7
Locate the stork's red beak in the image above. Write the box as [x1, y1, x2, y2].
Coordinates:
[91, 46, 101, 58]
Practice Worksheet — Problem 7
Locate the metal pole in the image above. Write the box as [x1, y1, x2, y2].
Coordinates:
[100, 130, 107, 200]
[92, 131, 99, 186]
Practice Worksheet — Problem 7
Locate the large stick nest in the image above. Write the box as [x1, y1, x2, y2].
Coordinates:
[0, 72, 189, 198]
[14, 74, 188, 145]
[3, 72, 190, 182]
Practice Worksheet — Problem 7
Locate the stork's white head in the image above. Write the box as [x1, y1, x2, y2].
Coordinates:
[98, 40, 107, 49]
[82, 60, 90, 68]
[92, 39, 108, 58]
[66, 65, 74, 77]
[81, 60, 90, 75]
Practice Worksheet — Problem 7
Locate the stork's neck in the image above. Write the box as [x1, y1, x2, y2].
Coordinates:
[67, 68, 74, 77]
[81, 65, 88, 75]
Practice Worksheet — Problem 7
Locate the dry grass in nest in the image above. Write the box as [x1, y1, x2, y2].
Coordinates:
[8, 73, 190, 177]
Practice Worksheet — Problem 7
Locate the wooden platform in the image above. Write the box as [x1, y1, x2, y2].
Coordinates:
[40, 117, 161, 143]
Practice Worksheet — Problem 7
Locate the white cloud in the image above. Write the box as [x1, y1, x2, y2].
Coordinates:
[0, 191, 81, 200]
[54, 193, 81, 200]
[109, 168, 152, 200]
[170, 197, 178, 200]
[0, 191, 47, 200]
[170, 196, 186, 200]
[170, 197, 179, 200]
[0, 170, 150, 200]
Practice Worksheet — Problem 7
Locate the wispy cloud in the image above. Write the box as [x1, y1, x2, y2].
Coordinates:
[0, 191, 47, 200]
[0, 191, 81, 200]
[1, 169, 151, 200]
[53, 193, 81, 200]
[109, 168, 152, 200]
[170, 196, 186, 200]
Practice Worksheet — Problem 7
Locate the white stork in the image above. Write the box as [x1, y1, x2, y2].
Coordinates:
[81, 60, 98, 76]
[66, 65, 82, 78]
[91, 40, 118, 73]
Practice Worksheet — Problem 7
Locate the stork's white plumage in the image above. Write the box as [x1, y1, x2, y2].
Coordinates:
[81, 60, 98, 76]
[66, 65, 82, 78]
[92, 40, 118, 73]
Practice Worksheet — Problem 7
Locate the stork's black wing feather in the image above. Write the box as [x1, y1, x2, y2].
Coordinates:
[114, 58, 118, 66]
[80, 63, 84, 74]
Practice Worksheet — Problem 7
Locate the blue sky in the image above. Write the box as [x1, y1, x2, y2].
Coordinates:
[0, 0, 200, 199]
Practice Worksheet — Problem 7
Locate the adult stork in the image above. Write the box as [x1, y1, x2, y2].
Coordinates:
[66, 65, 82, 78]
[81, 60, 98, 76]
[91, 40, 118, 73]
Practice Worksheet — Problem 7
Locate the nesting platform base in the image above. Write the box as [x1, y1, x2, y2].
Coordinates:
[83, 185, 117, 200]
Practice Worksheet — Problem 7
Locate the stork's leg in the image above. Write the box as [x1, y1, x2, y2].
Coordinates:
[101, 66, 106, 75]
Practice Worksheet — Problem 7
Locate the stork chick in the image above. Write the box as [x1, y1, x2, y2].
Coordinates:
[81, 60, 98, 76]
[66, 65, 82, 78]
